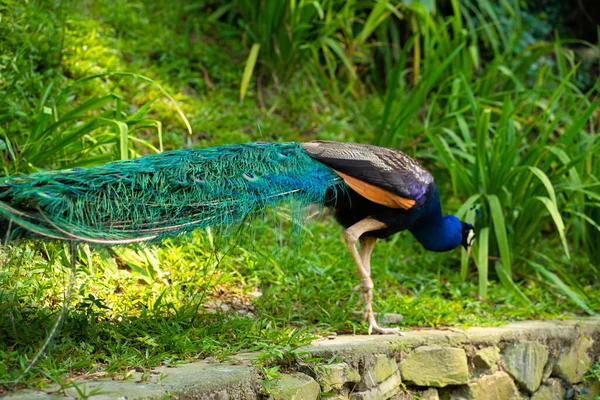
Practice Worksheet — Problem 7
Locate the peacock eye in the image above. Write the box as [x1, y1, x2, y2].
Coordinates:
[193, 175, 204, 184]
[242, 172, 258, 181]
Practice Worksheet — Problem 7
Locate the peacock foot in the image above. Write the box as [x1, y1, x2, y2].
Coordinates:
[358, 285, 403, 335]
[366, 310, 403, 335]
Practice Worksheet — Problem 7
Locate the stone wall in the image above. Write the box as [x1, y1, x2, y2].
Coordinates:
[281, 320, 600, 400]
[6, 319, 600, 399]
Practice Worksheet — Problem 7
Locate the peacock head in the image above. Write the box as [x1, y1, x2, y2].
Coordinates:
[411, 215, 475, 253]
[461, 221, 476, 256]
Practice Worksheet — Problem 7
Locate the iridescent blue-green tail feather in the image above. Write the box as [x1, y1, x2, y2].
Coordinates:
[0, 142, 342, 243]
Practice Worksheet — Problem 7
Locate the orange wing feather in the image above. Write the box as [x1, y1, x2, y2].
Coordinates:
[333, 170, 416, 210]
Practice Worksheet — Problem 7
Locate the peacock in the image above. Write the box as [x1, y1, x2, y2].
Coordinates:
[0, 141, 475, 334]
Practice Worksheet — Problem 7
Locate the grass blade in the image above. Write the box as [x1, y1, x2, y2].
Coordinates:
[487, 194, 511, 276]
[525, 259, 595, 315]
[475, 227, 489, 298]
[495, 262, 531, 304]
[323, 38, 357, 80]
[240, 43, 261, 104]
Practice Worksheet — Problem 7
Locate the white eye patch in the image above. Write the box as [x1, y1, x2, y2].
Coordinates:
[467, 230, 476, 246]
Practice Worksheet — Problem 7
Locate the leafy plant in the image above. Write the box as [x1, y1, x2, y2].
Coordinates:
[209, 0, 414, 97]
[1, 73, 191, 174]
[586, 362, 600, 383]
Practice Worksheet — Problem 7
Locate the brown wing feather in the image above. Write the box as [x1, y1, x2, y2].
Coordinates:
[302, 141, 434, 207]
[333, 169, 415, 209]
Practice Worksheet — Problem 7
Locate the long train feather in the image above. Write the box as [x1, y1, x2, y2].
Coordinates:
[0, 142, 342, 243]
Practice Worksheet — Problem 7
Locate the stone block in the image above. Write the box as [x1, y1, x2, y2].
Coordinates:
[270, 372, 320, 400]
[502, 341, 548, 393]
[359, 354, 401, 390]
[325, 389, 351, 400]
[464, 371, 520, 400]
[317, 362, 361, 392]
[552, 336, 593, 384]
[400, 346, 469, 387]
[474, 346, 500, 369]
[374, 354, 399, 383]
[581, 380, 600, 400]
[350, 372, 402, 400]
[419, 388, 440, 400]
[531, 378, 566, 400]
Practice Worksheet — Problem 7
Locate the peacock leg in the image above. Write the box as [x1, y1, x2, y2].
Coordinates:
[353, 236, 377, 312]
[359, 236, 377, 276]
[343, 218, 400, 335]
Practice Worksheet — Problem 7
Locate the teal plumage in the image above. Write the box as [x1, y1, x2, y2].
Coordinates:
[0, 142, 342, 243]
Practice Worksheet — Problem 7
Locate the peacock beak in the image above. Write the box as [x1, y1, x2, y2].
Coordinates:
[465, 229, 475, 259]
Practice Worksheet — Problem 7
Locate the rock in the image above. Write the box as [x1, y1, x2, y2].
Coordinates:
[359, 354, 401, 390]
[502, 341, 549, 393]
[552, 336, 593, 384]
[374, 354, 399, 383]
[324, 389, 351, 400]
[400, 346, 469, 387]
[420, 388, 440, 400]
[474, 346, 500, 369]
[392, 392, 414, 400]
[583, 380, 600, 400]
[572, 380, 600, 400]
[541, 356, 554, 382]
[270, 372, 320, 400]
[350, 372, 402, 400]
[531, 378, 566, 400]
[464, 371, 520, 400]
[316, 362, 361, 392]
[381, 313, 404, 324]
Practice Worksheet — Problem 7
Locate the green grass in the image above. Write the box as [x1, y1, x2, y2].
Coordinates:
[2, 217, 596, 388]
[1, 0, 599, 392]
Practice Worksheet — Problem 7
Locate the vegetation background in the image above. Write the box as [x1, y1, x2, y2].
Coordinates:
[0, 0, 599, 392]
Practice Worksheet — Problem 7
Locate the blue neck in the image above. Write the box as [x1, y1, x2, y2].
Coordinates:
[408, 186, 462, 252]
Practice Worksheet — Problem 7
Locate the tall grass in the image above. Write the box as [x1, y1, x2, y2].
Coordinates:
[1, 73, 191, 174]
[210, 0, 423, 97]
[374, 0, 599, 310]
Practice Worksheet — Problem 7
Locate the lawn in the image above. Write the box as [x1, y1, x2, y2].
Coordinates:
[1, 0, 599, 391]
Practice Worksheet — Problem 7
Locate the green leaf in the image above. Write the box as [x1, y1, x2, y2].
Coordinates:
[455, 194, 481, 220]
[474, 227, 489, 299]
[528, 166, 557, 205]
[525, 259, 595, 315]
[495, 262, 530, 304]
[240, 43, 261, 104]
[534, 196, 570, 259]
[487, 195, 511, 277]
[322, 38, 357, 80]
[356, 1, 391, 46]
[568, 210, 600, 233]
[475, 109, 491, 191]
[117, 121, 129, 161]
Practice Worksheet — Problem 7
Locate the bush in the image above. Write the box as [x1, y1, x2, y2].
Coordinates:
[375, 0, 599, 309]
